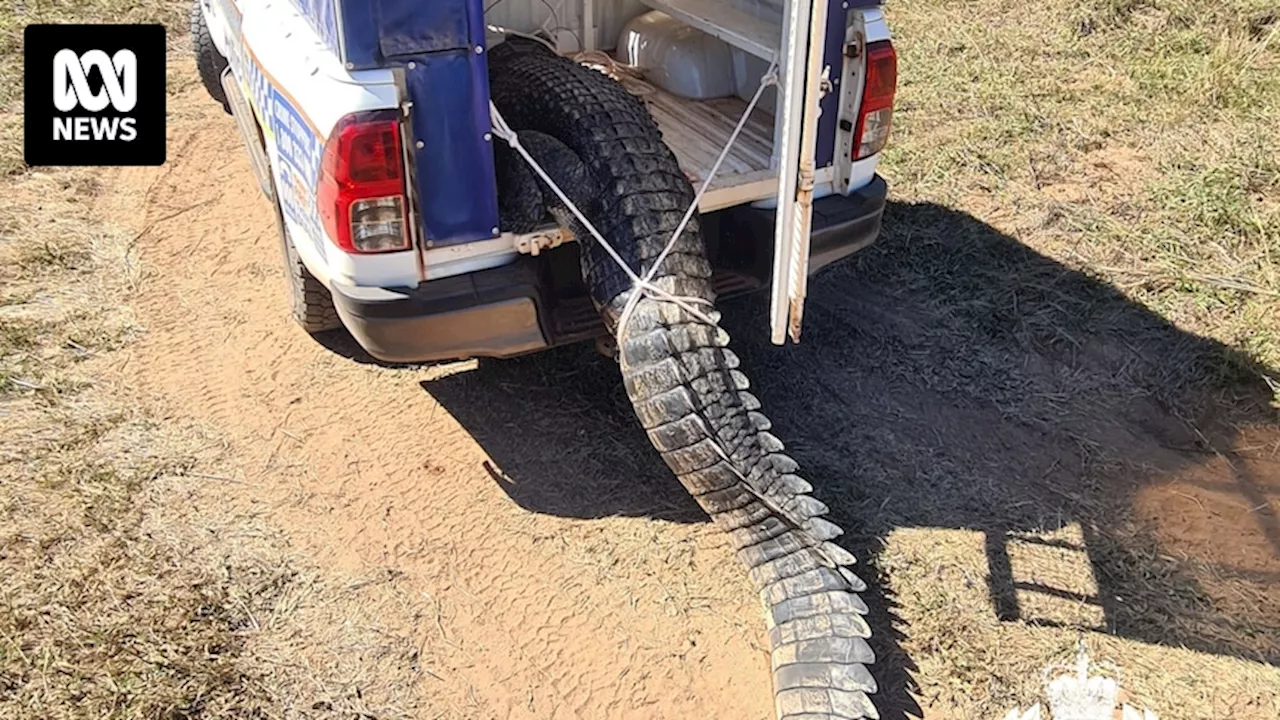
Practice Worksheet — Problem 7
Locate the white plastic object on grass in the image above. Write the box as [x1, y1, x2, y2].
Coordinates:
[1002, 705, 1042, 720]
[1001, 645, 1159, 720]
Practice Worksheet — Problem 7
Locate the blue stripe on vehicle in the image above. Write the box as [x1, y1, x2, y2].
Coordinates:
[266, 86, 327, 254]
[290, 0, 342, 59]
[221, 16, 329, 256]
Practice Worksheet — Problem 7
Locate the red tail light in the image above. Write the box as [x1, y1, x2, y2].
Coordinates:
[853, 40, 897, 160]
[317, 111, 411, 254]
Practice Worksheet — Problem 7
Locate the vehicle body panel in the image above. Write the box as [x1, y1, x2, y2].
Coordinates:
[208, 0, 424, 287]
[261, 0, 502, 248]
[200, 0, 891, 361]
[403, 51, 502, 246]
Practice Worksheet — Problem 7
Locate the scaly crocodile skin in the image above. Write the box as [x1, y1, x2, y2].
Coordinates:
[490, 38, 879, 720]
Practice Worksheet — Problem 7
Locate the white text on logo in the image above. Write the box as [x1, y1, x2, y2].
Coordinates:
[52, 49, 138, 142]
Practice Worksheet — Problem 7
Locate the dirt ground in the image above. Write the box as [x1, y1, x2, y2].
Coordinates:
[70, 70, 1276, 719]
[99, 99, 773, 719]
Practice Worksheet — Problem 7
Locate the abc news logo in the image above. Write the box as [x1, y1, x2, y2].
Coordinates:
[25, 24, 165, 166]
[53, 49, 140, 141]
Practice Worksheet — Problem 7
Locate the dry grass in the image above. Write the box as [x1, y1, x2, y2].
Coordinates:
[0, 0, 183, 175]
[0, 171, 436, 719]
[1, 25, 437, 710]
[880, 0, 1280, 381]
[823, 1, 1280, 714]
[2, 1, 1276, 718]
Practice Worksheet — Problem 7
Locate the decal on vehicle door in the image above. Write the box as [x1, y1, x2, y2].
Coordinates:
[217, 1, 333, 259]
[266, 87, 326, 260]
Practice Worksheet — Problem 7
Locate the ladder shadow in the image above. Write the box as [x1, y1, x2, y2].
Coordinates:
[423, 200, 1280, 718]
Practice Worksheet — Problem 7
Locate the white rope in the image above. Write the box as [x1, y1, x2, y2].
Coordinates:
[489, 106, 643, 286]
[489, 57, 853, 570]
[485, 24, 558, 53]
[488, 55, 779, 367]
[615, 63, 778, 353]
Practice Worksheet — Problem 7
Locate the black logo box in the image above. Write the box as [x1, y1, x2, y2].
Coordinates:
[24, 24, 166, 167]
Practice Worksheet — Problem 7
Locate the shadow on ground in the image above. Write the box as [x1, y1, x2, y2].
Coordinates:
[422, 201, 1280, 717]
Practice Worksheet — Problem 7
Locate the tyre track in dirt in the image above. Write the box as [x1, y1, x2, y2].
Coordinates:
[99, 82, 774, 719]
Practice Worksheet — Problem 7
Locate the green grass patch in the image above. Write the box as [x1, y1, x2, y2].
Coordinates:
[883, 0, 1280, 375]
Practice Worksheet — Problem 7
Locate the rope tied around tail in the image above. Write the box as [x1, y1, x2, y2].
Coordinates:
[487, 53, 779, 365]
[490, 45, 861, 596]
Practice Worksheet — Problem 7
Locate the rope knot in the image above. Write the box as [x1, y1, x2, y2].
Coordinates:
[486, 58, 779, 366]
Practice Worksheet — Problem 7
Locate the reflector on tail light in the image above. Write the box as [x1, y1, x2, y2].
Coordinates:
[853, 41, 897, 160]
[350, 196, 407, 251]
[317, 111, 411, 254]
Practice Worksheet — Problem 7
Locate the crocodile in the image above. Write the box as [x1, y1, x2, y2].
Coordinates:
[489, 37, 880, 720]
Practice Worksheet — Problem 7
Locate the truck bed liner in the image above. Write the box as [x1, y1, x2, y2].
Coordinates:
[644, 86, 777, 212]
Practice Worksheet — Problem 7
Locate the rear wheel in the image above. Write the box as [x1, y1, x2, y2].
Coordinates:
[269, 193, 340, 334]
[282, 231, 341, 333]
[190, 0, 230, 113]
[489, 39, 879, 720]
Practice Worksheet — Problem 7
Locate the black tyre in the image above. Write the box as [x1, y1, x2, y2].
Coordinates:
[190, 0, 231, 112]
[489, 39, 879, 720]
[270, 195, 341, 334]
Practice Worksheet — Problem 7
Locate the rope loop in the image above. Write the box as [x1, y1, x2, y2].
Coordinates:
[488, 43, 779, 367]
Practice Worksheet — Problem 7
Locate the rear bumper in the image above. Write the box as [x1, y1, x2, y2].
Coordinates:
[332, 175, 888, 363]
[809, 175, 888, 273]
[330, 260, 552, 364]
[716, 174, 887, 279]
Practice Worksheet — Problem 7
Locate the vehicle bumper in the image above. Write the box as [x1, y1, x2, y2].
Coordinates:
[331, 175, 888, 363]
[330, 259, 552, 364]
[716, 174, 887, 279]
[808, 174, 888, 273]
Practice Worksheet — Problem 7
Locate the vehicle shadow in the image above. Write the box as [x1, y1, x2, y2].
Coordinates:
[310, 328, 408, 367]
[422, 201, 1280, 717]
